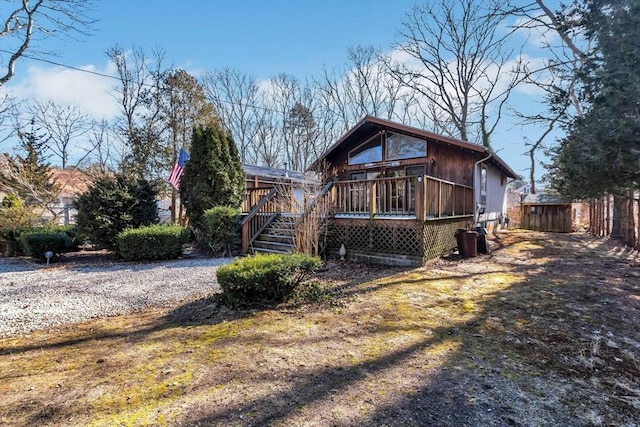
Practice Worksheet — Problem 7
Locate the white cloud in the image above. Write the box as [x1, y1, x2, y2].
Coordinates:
[8, 61, 120, 120]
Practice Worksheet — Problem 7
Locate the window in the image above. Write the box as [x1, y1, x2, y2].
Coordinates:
[405, 165, 425, 176]
[480, 167, 487, 206]
[349, 171, 366, 181]
[348, 133, 382, 165]
[405, 165, 425, 213]
[386, 132, 427, 160]
[349, 171, 367, 212]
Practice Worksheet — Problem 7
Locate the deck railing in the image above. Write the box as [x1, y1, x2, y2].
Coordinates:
[241, 186, 279, 253]
[331, 175, 473, 220]
[243, 186, 275, 212]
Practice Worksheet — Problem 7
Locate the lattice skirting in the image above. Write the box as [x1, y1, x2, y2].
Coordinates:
[330, 217, 472, 266]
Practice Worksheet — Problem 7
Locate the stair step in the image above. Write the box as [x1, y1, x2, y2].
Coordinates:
[252, 240, 295, 250]
[252, 246, 294, 255]
[255, 239, 294, 246]
[261, 230, 295, 237]
[246, 214, 300, 255]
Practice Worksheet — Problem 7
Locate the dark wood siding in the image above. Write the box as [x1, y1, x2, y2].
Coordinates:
[328, 132, 475, 186]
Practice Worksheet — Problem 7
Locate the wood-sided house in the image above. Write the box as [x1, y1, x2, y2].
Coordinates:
[241, 116, 517, 266]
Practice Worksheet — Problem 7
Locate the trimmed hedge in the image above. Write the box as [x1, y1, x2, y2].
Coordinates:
[2, 225, 79, 256]
[116, 225, 189, 261]
[216, 253, 321, 307]
[19, 232, 70, 261]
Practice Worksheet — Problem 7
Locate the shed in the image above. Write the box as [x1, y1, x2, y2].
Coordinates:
[521, 193, 572, 233]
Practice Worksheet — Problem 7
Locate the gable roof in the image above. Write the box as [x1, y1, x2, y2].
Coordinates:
[49, 168, 91, 198]
[314, 115, 518, 179]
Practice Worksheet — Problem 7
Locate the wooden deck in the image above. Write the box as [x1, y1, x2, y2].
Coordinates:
[243, 175, 474, 219]
[241, 175, 474, 261]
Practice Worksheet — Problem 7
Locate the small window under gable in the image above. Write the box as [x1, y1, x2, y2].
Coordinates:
[386, 132, 427, 160]
[348, 133, 382, 165]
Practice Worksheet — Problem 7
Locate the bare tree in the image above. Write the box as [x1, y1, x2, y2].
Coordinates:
[86, 118, 118, 173]
[0, 0, 95, 87]
[107, 45, 170, 180]
[0, 93, 18, 145]
[507, 0, 588, 191]
[27, 99, 91, 169]
[200, 67, 262, 164]
[388, 0, 524, 147]
[250, 99, 282, 167]
[315, 45, 417, 134]
[269, 74, 326, 171]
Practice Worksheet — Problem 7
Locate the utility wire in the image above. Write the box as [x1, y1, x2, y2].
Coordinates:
[0, 49, 306, 116]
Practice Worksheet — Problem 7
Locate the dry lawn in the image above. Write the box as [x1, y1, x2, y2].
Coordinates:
[1, 230, 639, 426]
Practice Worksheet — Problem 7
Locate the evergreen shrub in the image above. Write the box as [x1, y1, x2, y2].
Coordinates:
[74, 174, 159, 249]
[180, 124, 245, 232]
[116, 225, 189, 261]
[19, 232, 70, 261]
[216, 253, 321, 307]
[202, 206, 240, 255]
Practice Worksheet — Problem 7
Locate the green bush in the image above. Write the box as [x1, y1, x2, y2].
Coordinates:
[2, 225, 79, 255]
[202, 206, 240, 255]
[74, 174, 159, 249]
[41, 225, 80, 251]
[116, 224, 189, 261]
[19, 232, 70, 261]
[216, 253, 322, 307]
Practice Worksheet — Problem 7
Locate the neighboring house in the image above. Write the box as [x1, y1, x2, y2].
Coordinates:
[242, 115, 517, 266]
[520, 192, 589, 233]
[45, 168, 91, 225]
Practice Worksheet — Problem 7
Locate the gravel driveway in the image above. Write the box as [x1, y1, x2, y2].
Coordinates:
[0, 256, 232, 337]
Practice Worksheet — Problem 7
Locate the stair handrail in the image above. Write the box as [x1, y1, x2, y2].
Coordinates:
[303, 180, 334, 217]
[241, 186, 279, 253]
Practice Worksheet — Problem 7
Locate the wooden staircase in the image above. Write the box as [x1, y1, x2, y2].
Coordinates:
[241, 181, 334, 255]
[250, 215, 297, 254]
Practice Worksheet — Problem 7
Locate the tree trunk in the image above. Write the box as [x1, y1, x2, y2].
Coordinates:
[611, 194, 623, 239]
[171, 189, 177, 223]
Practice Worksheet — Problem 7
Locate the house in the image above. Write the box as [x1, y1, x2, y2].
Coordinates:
[242, 116, 517, 266]
[45, 168, 91, 225]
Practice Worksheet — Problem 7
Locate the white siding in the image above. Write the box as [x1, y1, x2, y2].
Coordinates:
[475, 163, 508, 230]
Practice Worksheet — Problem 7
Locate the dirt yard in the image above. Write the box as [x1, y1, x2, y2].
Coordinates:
[0, 230, 638, 426]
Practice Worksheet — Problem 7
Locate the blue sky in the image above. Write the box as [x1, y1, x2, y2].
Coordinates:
[21, 0, 417, 79]
[1, 0, 559, 182]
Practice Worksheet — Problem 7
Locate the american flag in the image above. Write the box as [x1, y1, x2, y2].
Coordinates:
[167, 148, 189, 189]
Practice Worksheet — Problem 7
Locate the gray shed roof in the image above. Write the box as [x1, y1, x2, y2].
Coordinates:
[242, 164, 316, 184]
[522, 192, 572, 205]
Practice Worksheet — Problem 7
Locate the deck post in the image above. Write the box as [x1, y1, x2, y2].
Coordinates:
[438, 181, 443, 217]
[370, 180, 377, 214]
[241, 221, 249, 253]
[415, 176, 425, 220]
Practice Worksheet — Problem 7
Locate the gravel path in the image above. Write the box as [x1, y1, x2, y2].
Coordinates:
[0, 256, 232, 337]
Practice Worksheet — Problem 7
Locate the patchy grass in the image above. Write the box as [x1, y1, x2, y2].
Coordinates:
[0, 230, 639, 426]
